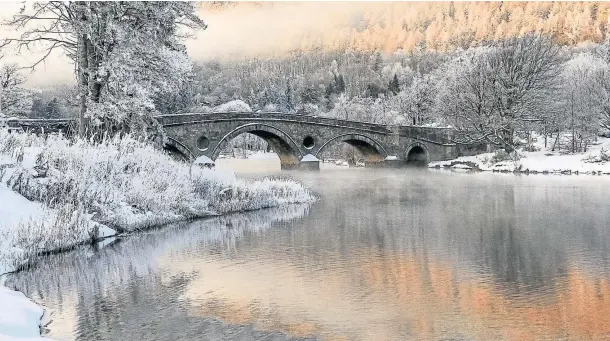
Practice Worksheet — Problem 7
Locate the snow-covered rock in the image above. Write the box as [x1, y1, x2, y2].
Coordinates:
[193, 154, 215, 166]
[96, 224, 117, 239]
[451, 164, 472, 170]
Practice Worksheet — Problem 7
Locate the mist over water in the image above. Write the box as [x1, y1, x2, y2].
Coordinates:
[7, 167, 610, 341]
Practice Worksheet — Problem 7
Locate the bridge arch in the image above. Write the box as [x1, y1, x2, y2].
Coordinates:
[405, 142, 429, 165]
[315, 133, 387, 162]
[164, 137, 195, 162]
[210, 123, 303, 167]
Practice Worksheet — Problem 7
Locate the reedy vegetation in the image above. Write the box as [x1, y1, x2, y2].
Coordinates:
[0, 129, 313, 270]
[0, 130, 313, 232]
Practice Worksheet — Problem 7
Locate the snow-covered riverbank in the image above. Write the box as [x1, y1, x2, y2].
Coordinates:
[0, 129, 314, 340]
[0, 182, 53, 341]
[430, 136, 610, 175]
[0, 183, 67, 341]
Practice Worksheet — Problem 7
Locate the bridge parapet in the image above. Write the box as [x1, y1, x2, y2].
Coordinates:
[157, 112, 393, 134]
[7, 117, 75, 134]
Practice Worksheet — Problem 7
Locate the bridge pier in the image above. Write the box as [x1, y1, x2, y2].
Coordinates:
[297, 160, 320, 171]
[281, 160, 320, 171]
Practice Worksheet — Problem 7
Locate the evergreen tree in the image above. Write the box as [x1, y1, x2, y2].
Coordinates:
[31, 98, 45, 117]
[44, 98, 61, 118]
[336, 74, 346, 93]
[388, 74, 400, 95]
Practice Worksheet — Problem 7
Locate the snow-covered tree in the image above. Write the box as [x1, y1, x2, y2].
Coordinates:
[557, 53, 606, 152]
[404, 74, 434, 125]
[2, 2, 207, 137]
[213, 100, 252, 113]
[436, 35, 562, 152]
[2, 87, 36, 117]
[0, 63, 26, 115]
[435, 48, 494, 136]
[485, 35, 562, 151]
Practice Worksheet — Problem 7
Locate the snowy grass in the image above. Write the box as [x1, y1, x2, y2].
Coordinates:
[0, 206, 105, 275]
[430, 134, 610, 174]
[0, 129, 314, 275]
[1, 130, 313, 232]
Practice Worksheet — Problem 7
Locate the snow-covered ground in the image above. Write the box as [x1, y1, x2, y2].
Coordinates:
[0, 129, 314, 340]
[430, 136, 610, 174]
[0, 183, 51, 275]
[0, 185, 55, 341]
[0, 276, 53, 341]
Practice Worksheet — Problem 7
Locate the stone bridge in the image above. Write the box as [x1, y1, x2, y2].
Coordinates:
[7, 113, 485, 169]
[157, 112, 474, 169]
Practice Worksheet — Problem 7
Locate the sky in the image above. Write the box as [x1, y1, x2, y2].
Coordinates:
[0, 2, 335, 87]
[2, 2, 371, 87]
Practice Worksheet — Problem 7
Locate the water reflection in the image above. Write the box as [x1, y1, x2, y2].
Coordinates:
[8, 169, 610, 341]
[8, 204, 314, 341]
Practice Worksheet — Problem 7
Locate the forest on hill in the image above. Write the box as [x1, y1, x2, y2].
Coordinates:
[199, 2, 610, 58]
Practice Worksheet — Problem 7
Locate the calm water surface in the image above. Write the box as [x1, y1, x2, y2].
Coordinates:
[7, 163, 610, 341]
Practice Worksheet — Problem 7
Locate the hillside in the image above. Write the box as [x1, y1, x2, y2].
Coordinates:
[196, 2, 610, 59]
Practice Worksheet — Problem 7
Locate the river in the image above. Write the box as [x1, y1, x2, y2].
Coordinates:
[6, 159, 610, 341]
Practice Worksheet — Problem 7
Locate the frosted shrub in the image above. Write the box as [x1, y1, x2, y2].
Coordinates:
[0, 129, 44, 156]
[583, 146, 610, 163]
[212, 100, 252, 113]
[0, 204, 94, 271]
[4, 131, 314, 232]
[598, 147, 610, 162]
[489, 149, 522, 164]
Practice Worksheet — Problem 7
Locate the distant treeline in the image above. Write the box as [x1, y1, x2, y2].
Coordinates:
[6, 34, 610, 154]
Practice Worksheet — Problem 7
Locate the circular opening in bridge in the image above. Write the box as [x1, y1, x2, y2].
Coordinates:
[197, 136, 210, 151]
[303, 136, 315, 149]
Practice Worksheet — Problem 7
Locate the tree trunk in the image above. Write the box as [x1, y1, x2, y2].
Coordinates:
[501, 128, 514, 153]
[552, 132, 560, 152]
[571, 91, 575, 153]
[78, 34, 89, 137]
[544, 125, 547, 148]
